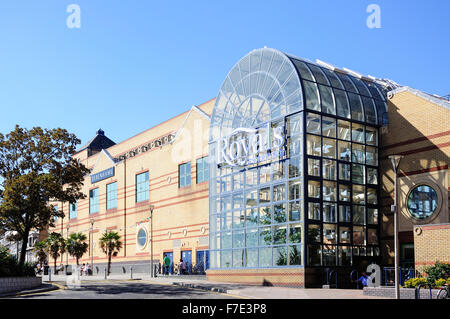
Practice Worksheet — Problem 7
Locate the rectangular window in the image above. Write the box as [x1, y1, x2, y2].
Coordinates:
[54, 205, 59, 221]
[69, 202, 77, 219]
[106, 182, 118, 210]
[178, 162, 191, 188]
[196, 157, 209, 184]
[89, 188, 99, 214]
[136, 171, 149, 202]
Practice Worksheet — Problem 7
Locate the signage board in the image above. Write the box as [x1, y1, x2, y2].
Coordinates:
[91, 167, 115, 184]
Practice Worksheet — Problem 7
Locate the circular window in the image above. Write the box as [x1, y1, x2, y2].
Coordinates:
[137, 228, 147, 247]
[407, 185, 438, 220]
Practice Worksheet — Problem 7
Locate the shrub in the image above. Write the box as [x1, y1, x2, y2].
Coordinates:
[403, 277, 427, 288]
[423, 261, 450, 286]
[434, 278, 446, 288]
[0, 245, 36, 278]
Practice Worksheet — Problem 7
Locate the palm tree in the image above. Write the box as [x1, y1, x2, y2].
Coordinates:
[66, 232, 88, 266]
[44, 232, 66, 274]
[33, 240, 47, 266]
[99, 231, 122, 276]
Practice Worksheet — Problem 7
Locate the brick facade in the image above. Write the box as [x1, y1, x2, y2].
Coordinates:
[414, 223, 450, 271]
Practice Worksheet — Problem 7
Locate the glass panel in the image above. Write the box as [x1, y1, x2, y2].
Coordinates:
[367, 188, 377, 205]
[245, 168, 258, 188]
[339, 163, 351, 181]
[289, 245, 302, 265]
[246, 248, 258, 267]
[367, 208, 378, 225]
[352, 144, 365, 164]
[323, 224, 337, 244]
[308, 225, 321, 243]
[233, 249, 244, 268]
[352, 164, 365, 184]
[339, 205, 351, 223]
[259, 206, 272, 225]
[322, 159, 336, 180]
[289, 201, 301, 221]
[233, 172, 244, 190]
[323, 181, 337, 202]
[273, 225, 287, 244]
[337, 120, 351, 141]
[323, 245, 336, 266]
[246, 190, 258, 208]
[289, 224, 302, 243]
[339, 227, 351, 244]
[303, 80, 321, 111]
[246, 208, 258, 227]
[353, 205, 366, 225]
[319, 85, 336, 115]
[222, 231, 232, 249]
[232, 210, 245, 229]
[323, 202, 337, 223]
[362, 97, 377, 124]
[368, 229, 378, 245]
[322, 138, 336, 159]
[273, 184, 285, 202]
[289, 156, 301, 178]
[353, 226, 366, 245]
[233, 229, 245, 248]
[287, 113, 302, 136]
[308, 245, 322, 266]
[306, 134, 321, 156]
[308, 202, 321, 220]
[307, 63, 330, 85]
[259, 187, 271, 204]
[306, 112, 321, 134]
[352, 123, 365, 144]
[339, 184, 351, 202]
[321, 67, 344, 89]
[222, 250, 232, 268]
[308, 180, 321, 199]
[348, 93, 364, 121]
[259, 227, 272, 246]
[273, 203, 287, 223]
[338, 141, 351, 161]
[308, 158, 321, 177]
[365, 126, 378, 146]
[233, 193, 243, 210]
[260, 165, 271, 184]
[289, 180, 301, 200]
[334, 89, 350, 118]
[259, 247, 272, 267]
[367, 167, 378, 185]
[293, 59, 314, 81]
[274, 246, 288, 266]
[353, 185, 366, 205]
[338, 246, 352, 266]
[322, 116, 336, 138]
[366, 146, 377, 166]
[337, 73, 358, 93]
[271, 161, 285, 181]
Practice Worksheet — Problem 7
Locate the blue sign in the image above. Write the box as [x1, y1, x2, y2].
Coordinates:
[91, 167, 115, 184]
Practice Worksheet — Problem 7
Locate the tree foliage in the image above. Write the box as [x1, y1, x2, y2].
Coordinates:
[99, 231, 122, 276]
[0, 125, 89, 266]
[66, 232, 88, 266]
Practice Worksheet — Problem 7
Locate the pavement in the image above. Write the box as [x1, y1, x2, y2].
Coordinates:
[30, 273, 390, 299]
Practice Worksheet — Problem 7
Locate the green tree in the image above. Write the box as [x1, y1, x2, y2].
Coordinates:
[33, 240, 47, 266]
[45, 232, 66, 274]
[0, 125, 89, 267]
[99, 231, 122, 276]
[66, 232, 88, 266]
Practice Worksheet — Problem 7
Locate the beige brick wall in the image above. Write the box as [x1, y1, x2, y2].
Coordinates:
[414, 224, 450, 271]
[48, 99, 216, 267]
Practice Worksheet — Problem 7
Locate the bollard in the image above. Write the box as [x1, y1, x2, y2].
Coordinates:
[49, 268, 52, 282]
[104, 267, 107, 280]
[130, 267, 133, 279]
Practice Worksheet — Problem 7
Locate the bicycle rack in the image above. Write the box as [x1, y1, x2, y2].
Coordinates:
[350, 270, 359, 289]
[415, 283, 433, 299]
[325, 268, 338, 288]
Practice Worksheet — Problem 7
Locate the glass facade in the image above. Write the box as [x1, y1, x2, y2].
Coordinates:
[209, 48, 385, 270]
[89, 188, 99, 214]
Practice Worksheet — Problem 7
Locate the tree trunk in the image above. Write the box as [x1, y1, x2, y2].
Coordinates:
[18, 234, 29, 267]
[107, 252, 112, 276]
[54, 256, 57, 275]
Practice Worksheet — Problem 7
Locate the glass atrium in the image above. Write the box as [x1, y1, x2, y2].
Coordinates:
[208, 48, 388, 270]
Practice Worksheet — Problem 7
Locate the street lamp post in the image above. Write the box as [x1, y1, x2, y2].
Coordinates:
[90, 218, 95, 272]
[66, 225, 69, 270]
[149, 205, 155, 277]
[389, 155, 403, 300]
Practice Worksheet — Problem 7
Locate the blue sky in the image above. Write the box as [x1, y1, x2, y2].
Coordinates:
[0, 0, 448, 147]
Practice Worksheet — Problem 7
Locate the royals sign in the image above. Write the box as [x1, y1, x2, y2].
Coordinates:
[217, 122, 285, 167]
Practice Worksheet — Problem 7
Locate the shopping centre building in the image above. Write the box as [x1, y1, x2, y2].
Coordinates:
[48, 48, 449, 287]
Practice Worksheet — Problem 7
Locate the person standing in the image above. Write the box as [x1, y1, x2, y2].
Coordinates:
[163, 255, 171, 275]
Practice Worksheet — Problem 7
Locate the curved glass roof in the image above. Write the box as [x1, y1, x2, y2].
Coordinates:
[210, 48, 388, 142]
